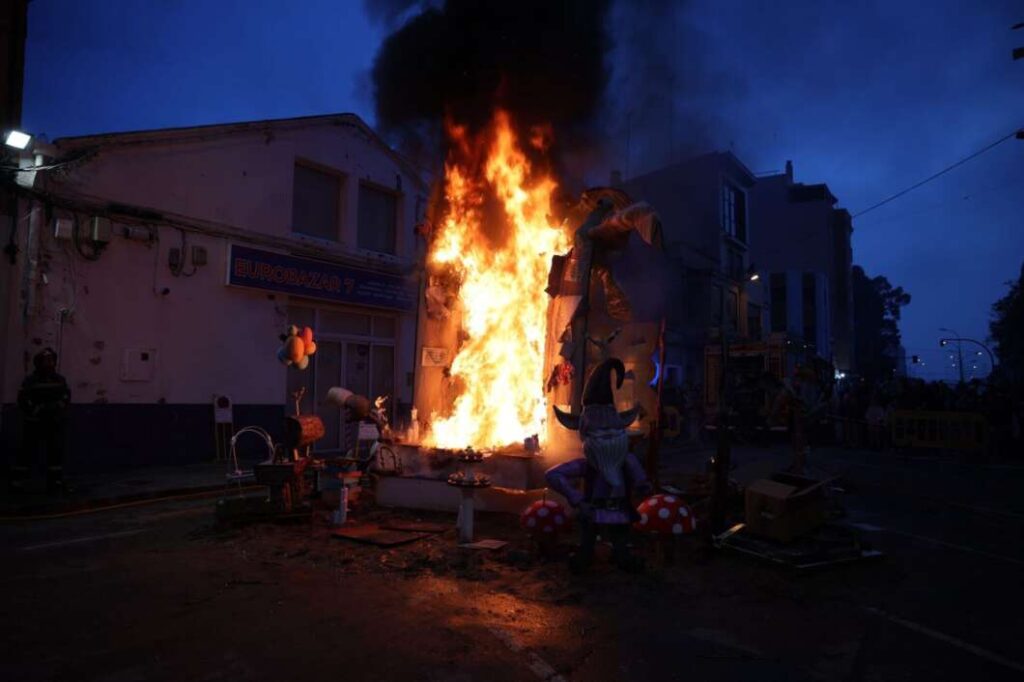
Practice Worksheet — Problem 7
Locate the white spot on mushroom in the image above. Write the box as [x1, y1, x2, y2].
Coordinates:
[537, 506, 549, 518]
[664, 495, 677, 503]
[672, 523, 683, 534]
[658, 507, 670, 519]
[545, 500, 558, 508]
[679, 507, 689, 517]
[648, 498, 658, 506]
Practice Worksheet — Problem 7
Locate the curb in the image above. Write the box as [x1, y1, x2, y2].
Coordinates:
[0, 482, 263, 521]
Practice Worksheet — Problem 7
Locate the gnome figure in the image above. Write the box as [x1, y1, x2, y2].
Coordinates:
[545, 358, 652, 572]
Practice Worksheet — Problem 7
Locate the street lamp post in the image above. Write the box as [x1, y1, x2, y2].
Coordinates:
[939, 327, 965, 383]
[939, 336, 996, 377]
[710, 264, 760, 535]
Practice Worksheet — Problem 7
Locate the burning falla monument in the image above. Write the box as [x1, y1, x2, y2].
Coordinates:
[369, 0, 674, 505]
[408, 112, 669, 485]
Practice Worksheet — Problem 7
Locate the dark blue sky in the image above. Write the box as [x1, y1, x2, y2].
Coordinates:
[22, 0, 1024, 381]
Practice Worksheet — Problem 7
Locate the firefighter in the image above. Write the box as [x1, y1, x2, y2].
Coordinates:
[13, 348, 71, 493]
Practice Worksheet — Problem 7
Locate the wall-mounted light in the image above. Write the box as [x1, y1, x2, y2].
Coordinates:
[5, 130, 31, 150]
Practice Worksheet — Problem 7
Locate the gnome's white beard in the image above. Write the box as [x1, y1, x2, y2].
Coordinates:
[584, 428, 629, 493]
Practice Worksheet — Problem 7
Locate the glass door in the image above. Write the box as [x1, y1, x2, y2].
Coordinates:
[346, 343, 370, 397]
[315, 340, 343, 452]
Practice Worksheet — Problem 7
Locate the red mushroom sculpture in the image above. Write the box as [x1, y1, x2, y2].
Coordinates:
[635, 494, 697, 535]
[634, 494, 696, 565]
[521, 499, 570, 557]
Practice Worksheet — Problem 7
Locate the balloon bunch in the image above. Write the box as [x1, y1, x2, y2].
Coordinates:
[277, 325, 317, 370]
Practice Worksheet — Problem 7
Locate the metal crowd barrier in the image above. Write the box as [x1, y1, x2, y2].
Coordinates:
[890, 410, 989, 452]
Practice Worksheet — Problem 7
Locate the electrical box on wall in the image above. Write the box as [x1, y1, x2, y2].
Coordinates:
[53, 217, 73, 240]
[90, 216, 113, 244]
[122, 225, 155, 243]
[191, 245, 207, 266]
[120, 348, 157, 382]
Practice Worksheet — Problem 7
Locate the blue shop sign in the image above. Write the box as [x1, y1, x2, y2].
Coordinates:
[227, 244, 417, 312]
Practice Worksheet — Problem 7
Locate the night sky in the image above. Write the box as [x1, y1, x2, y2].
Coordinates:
[22, 0, 1024, 382]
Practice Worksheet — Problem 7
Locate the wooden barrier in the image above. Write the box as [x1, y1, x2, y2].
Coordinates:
[890, 410, 989, 452]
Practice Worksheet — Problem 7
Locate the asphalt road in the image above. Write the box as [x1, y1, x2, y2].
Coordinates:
[1, 446, 1022, 681]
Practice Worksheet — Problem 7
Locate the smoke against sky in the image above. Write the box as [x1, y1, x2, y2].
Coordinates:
[20, 0, 1024, 380]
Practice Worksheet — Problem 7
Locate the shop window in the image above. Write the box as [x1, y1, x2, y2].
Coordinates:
[358, 183, 398, 255]
[292, 163, 341, 241]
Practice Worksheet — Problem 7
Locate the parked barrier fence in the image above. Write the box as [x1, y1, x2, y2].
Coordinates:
[890, 410, 989, 452]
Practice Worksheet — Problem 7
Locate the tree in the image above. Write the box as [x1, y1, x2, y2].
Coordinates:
[853, 265, 911, 382]
[989, 262, 1024, 383]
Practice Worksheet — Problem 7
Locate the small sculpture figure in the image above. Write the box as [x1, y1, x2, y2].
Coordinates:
[546, 358, 652, 572]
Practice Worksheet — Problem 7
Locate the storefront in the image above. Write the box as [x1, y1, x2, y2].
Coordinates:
[226, 243, 417, 455]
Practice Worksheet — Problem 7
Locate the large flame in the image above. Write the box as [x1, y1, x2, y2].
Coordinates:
[426, 111, 570, 449]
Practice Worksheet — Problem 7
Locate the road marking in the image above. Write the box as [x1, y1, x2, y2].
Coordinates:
[846, 523, 1024, 566]
[487, 625, 566, 682]
[864, 608, 1024, 674]
[19, 528, 145, 552]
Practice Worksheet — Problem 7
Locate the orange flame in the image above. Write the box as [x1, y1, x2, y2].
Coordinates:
[426, 110, 569, 449]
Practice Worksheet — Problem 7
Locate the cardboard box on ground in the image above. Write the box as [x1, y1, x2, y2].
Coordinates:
[744, 474, 826, 542]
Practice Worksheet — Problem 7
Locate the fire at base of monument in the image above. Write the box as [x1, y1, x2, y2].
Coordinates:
[407, 110, 671, 470]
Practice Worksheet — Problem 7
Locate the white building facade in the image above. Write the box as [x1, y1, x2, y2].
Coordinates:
[1, 114, 427, 472]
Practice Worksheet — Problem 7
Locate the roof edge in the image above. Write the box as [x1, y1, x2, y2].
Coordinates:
[53, 113, 429, 190]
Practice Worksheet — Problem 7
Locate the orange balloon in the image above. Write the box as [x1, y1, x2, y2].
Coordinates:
[286, 336, 304, 364]
[302, 326, 314, 346]
[305, 340, 317, 356]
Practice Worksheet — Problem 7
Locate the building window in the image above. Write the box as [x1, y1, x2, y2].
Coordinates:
[725, 246, 744, 280]
[721, 182, 747, 243]
[711, 284, 723, 326]
[358, 183, 398, 255]
[726, 290, 738, 333]
[292, 163, 341, 241]
[802, 273, 817, 348]
[770, 273, 787, 333]
[747, 303, 762, 340]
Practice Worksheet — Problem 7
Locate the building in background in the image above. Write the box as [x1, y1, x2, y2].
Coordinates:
[750, 161, 855, 373]
[1, 114, 427, 472]
[620, 151, 764, 389]
[767, 270, 832, 358]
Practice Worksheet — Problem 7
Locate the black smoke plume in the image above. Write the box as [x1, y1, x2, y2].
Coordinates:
[367, 0, 611, 166]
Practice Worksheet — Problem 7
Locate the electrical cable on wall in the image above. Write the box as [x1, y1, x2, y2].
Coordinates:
[171, 227, 197, 277]
[71, 212, 102, 261]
